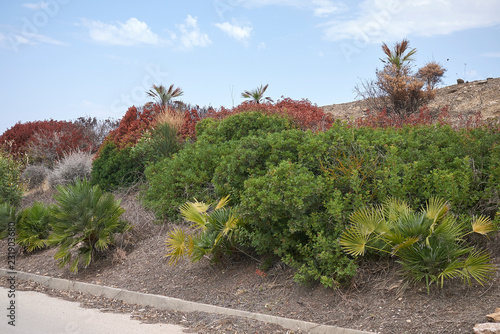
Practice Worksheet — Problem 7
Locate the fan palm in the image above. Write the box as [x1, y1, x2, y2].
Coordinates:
[340, 197, 495, 292]
[241, 84, 273, 104]
[16, 202, 53, 252]
[48, 179, 130, 273]
[146, 84, 184, 111]
[165, 195, 241, 265]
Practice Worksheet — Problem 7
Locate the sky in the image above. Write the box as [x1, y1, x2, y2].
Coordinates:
[1, 0, 500, 133]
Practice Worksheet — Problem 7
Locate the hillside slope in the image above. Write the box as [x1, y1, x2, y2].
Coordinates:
[322, 77, 500, 121]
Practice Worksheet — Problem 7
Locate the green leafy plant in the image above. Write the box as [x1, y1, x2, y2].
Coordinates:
[0, 202, 18, 239]
[165, 196, 241, 264]
[0, 148, 24, 206]
[91, 142, 144, 190]
[49, 179, 130, 273]
[340, 197, 496, 292]
[16, 202, 53, 252]
[130, 121, 181, 166]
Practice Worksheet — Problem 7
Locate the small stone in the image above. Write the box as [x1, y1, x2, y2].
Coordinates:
[487, 312, 500, 323]
[406, 319, 411, 323]
[474, 323, 500, 334]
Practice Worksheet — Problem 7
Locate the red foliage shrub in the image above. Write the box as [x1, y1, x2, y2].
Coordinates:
[179, 108, 201, 140]
[0, 120, 94, 164]
[105, 104, 160, 149]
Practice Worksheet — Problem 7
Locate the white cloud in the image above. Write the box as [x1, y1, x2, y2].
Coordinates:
[322, 0, 500, 43]
[0, 30, 66, 51]
[84, 18, 161, 46]
[258, 42, 266, 49]
[240, 0, 344, 17]
[215, 21, 252, 43]
[176, 15, 211, 50]
[22, 2, 49, 10]
[312, 0, 342, 17]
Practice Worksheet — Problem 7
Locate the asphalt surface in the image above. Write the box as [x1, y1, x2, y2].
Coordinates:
[0, 287, 189, 334]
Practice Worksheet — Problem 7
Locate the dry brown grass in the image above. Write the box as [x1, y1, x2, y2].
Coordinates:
[154, 108, 184, 132]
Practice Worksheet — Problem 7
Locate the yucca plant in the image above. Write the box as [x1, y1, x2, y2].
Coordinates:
[48, 179, 130, 273]
[16, 202, 53, 252]
[0, 202, 18, 239]
[165, 196, 242, 265]
[146, 84, 184, 112]
[340, 197, 496, 292]
[241, 84, 273, 104]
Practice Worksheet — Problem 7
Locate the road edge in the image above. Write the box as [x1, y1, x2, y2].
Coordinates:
[0, 268, 375, 334]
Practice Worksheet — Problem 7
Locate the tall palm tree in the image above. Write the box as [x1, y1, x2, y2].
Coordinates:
[241, 84, 273, 104]
[380, 39, 417, 72]
[146, 84, 184, 111]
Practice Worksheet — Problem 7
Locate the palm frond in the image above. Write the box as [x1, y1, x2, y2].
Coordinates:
[179, 201, 208, 230]
[461, 249, 496, 286]
[424, 197, 449, 224]
[471, 215, 494, 235]
[165, 228, 190, 265]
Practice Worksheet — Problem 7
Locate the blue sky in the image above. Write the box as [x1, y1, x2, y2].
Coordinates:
[1, 0, 500, 133]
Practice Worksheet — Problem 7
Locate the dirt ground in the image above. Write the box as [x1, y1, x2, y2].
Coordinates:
[1, 189, 499, 334]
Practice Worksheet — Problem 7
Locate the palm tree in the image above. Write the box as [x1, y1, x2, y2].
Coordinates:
[241, 84, 273, 104]
[146, 84, 184, 111]
[380, 39, 417, 73]
[340, 197, 495, 292]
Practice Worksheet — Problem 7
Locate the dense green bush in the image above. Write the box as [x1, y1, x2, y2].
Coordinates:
[16, 202, 53, 252]
[143, 110, 500, 288]
[49, 180, 130, 273]
[196, 111, 294, 144]
[0, 149, 23, 206]
[91, 142, 144, 190]
[238, 161, 357, 286]
[143, 112, 293, 219]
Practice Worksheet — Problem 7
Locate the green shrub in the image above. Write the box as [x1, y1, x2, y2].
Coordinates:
[143, 112, 293, 219]
[0, 202, 18, 240]
[213, 129, 327, 203]
[91, 142, 144, 190]
[49, 179, 130, 273]
[16, 202, 53, 252]
[165, 196, 242, 264]
[49, 150, 93, 186]
[144, 140, 232, 219]
[196, 111, 293, 144]
[238, 161, 356, 286]
[130, 121, 181, 166]
[0, 149, 23, 206]
[340, 197, 496, 292]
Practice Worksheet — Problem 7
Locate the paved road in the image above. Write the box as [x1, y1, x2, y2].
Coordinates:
[0, 287, 189, 334]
